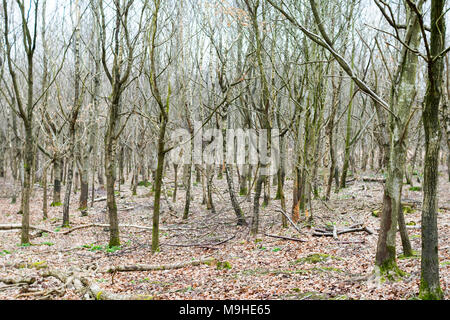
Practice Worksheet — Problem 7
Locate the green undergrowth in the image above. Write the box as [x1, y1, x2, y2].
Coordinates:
[291, 253, 342, 265]
[138, 180, 152, 187]
[82, 243, 122, 253]
[398, 250, 420, 260]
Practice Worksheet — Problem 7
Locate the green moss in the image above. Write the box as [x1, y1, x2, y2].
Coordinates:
[292, 253, 340, 265]
[89, 245, 104, 252]
[406, 221, 416, 226]
[398, 250, 420, 260]
[314, 266, 343, 273]
[216, 261, 232, 270]
[50, 202, 63, 207]
[0, 249, 11, 256]
[403, 205, 414, 214]
[239, 187, 248, 196]
[17, 243, 32, 247]
[105, 245, 121, 253]
[376, 260, 405, 282]
[96, 291, 104, 300]
[409, 186, 422, 192]
[30, 260, 48, 270]
[419, 280, 444, 300]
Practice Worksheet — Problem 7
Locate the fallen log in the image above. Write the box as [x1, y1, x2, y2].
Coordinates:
[104, 257, 216, 273]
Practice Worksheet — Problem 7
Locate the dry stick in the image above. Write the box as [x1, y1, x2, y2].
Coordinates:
[264, 233, 307, 242]
[118, 206, 134, 211]
[0, 223, 175, 236]
[274, 207, 307, 235]
[162, 234, 236, 250]
[332, 225, 338, 239]
[92, 196, 107, 202]
[58, 223, 157, 235]
[313, 226, 373, 237]
[0, 224, 55, 234]
[333, 240, 365, 244]
[104, 257, 215, 273]
[362, 177, 386, 183]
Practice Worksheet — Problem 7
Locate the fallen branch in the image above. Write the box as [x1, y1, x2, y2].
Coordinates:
[275, 208, 307, 235]
[162, 235, 236, 249]
[333, 240, 365, 244]
[104, 257, 215, 273]
[362, 177, 386, 183]
[93, 197, 107, 203]
[118, 206, 134, 212]
[313, 226, 373, 237]
[59, 223, 163, 235]
[264, 233, 307, 242]
[0, 224, 55, 234]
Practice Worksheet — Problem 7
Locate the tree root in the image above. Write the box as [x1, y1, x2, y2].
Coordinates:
[0, 277, 36, 285]
[42, 268, 149, 300]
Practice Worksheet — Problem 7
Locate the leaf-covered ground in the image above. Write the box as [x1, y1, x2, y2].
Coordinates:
[0, 169, 448, 300]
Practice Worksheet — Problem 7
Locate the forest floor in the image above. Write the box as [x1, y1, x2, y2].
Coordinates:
[0, 169, 449, 300]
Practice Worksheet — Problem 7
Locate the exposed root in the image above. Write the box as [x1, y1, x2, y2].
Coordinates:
[42, 268, 151, 300]
[366, 265, 405, 287]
